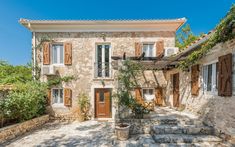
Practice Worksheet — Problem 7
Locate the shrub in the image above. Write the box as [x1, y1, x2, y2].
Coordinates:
[77, 93, 91, 121]
[0, 81, 47, 122]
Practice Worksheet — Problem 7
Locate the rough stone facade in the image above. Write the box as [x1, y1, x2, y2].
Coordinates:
[0, 115, 49, 144]
[164, 39, 235, 143]
[35, 31, 175, 119]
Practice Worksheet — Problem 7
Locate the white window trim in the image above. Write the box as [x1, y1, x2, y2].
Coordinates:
[142, 42, 156, 57]
[95, 43, 112, 78]
[51, 88, 64, 107]
[51, 43, 64, 66]
[203, 62, 218, 95]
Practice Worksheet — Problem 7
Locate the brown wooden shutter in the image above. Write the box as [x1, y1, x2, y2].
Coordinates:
[64, 88, 72, 106]
[43, 42, 50, 65]
[191, 64, 200, 96]
[156, 41, 164, 57]
[155, 87, 163, 106]
[47, 89, 51, 105]
[135, 88, 143, 104]
[64, 42, 72, 65]
[218, 53, 232, 97]
[135, 42, 142, 56]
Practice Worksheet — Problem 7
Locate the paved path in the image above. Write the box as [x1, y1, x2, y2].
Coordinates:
[1, 107, 232, 147]
[2, 120, 118, 147]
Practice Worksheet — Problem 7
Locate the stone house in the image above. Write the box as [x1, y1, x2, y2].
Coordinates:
[19, 18, 186, 120]
[162, 31, 235, 140]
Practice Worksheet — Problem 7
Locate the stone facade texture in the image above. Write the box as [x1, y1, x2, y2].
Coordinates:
[35, 31, 175, 119]
[0, 115, 49, 144]
[164, 39, 235, 143]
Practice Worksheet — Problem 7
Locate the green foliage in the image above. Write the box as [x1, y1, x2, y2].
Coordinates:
[176, 24, 201, 51]
[0, 61, 32, 84]
[0, 81, 47, 122]
[47, 76, 74, 87]
[77, 93, 91, 121]
[114, 60, 150, 118]
[179, 4, 235, 69]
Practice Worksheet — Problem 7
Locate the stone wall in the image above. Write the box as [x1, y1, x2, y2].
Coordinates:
[164, 39, 235, 143]
[0, 115, 49, 144]
[35, 31, 175, 119]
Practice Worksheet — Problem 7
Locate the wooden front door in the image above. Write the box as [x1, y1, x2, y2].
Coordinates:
[95, 89, 111, 118]
[173, 73, 180, 107]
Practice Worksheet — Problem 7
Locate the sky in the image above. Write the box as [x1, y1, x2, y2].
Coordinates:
[0, 0, 233, 65]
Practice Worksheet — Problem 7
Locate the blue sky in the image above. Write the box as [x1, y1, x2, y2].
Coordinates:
[0, 0, 233, 65]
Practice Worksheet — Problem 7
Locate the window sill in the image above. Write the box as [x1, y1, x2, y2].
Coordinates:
[51, 104, 65, 108]
[51, 64, 65, 67]
[93, 78, 114, 81]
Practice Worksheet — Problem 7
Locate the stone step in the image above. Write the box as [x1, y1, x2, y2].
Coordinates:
[126, 142, 231, 147]
[124, 134, 229, 147]
[152, 125, 214, 135]
[158, 118, 179, 125]
[152, 134, 222, 143]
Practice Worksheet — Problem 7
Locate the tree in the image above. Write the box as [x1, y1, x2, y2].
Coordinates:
[176, 24, 202, 51]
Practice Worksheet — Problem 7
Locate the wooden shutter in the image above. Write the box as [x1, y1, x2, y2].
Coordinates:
[64, 42, 72, 65]
[218, 53, 232, 96]
[135, 88, 143, 104]
[64, 88, 72, 106]
[47, 89, 51, 105]
[43, 42, 50, 65]
[156, 40, 164, 57]
[191, 64, 200, 96]
[155, 87, 163, 106]
[135, 42, 142, 56]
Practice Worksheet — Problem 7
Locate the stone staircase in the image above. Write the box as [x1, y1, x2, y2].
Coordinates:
[124, 107, 232, 147]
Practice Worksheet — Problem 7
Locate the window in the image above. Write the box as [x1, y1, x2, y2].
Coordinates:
[52, 44, 64, 64]
[95, 44, 111, 78]
[52, 89, 63, 104]
[142, 88, 154, 101]
[203, 63, 217, 93]
[143, 43, 154, 57]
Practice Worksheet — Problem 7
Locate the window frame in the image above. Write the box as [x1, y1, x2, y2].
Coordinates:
[51, 88, 64, 106]
[142, 88, 155, 101]
[95, 43, 112, 78]
[142, 43, 155, 57]
[51, 43, 64, 65]
[202, 61, 218, 95]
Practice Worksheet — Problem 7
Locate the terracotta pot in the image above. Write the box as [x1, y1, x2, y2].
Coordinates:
[115, 123, 130, 141]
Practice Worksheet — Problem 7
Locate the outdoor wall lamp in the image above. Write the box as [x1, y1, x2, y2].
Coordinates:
[101, 33, 106, 41]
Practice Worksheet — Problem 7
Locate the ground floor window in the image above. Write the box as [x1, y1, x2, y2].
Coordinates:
[203, 63, 218, 93]
[52, 89, 63, 104]
[142, 88, 154, 101]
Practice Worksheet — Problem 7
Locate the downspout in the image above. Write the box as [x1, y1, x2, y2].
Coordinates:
[32, 32, 36, 80]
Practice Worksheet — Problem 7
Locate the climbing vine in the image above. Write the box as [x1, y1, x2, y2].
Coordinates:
[114, 60, 150, 119]
[178, 4, 235, 69]
[47, 76, 74, 87]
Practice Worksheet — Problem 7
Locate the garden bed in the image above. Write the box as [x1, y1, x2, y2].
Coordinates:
[0, 115, 49, 144]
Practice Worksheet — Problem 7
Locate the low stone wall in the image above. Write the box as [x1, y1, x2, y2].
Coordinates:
[116, 118, 160, 135]
[0, 115, 49, 144]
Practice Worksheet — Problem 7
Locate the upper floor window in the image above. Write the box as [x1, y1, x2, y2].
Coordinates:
[52, 44, 64, 64]
[143, 43, 154, 57]
[95, 44, 111, 78]
[52, 89, 63, 104]
[203, 63, 218, 93]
